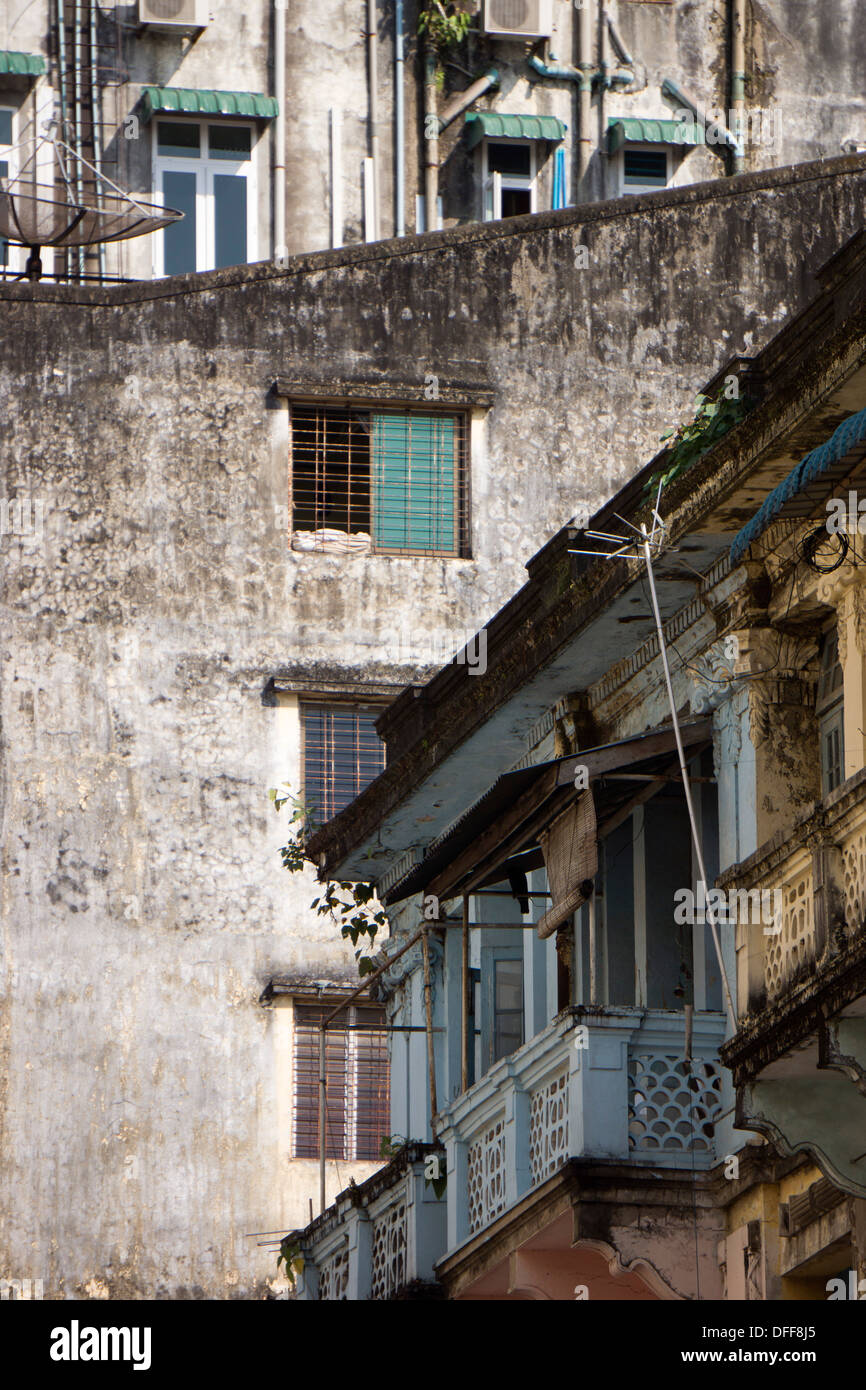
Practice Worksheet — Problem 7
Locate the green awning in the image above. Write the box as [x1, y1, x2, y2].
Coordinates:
[0, 50, 46, 77]
[465, 112, 567, 148]
[142, 87, 278, 121]
[607, 117, 705, 154]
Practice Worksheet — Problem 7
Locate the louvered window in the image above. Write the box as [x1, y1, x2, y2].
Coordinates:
[290, 405, 468, 557]
[292, 1003, 390, 1160]
[301, 702, 386, 823]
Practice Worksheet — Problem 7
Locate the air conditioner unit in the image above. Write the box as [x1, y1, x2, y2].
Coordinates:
[483, 0, 552, 39]
[138, 0, 209, 31]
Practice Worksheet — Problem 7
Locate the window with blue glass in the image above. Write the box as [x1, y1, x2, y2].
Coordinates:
[155, 120, 254, 275]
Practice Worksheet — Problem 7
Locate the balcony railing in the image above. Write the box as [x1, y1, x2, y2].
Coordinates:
[295, 1143, 446, 1301]
[436, 1006, 727, 1256]
[721, 769, 866, 1016]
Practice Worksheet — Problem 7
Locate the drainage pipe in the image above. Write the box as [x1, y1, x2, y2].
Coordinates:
[366, 0, 380, 239]
[56, 0, 69, 280]
[605, 9, 633, 67]
[437, 68, 498, 132]
[730, 0, 746, 175]
[423, 43, 438, 230]
[88, 0, 104, 282]
[274, 0, 286, 256]
[527, 54, 633, 87]
[394, 0, 404, 235]
[73, 0, 85, 277]
[577, 0, 593, 191]
[661, 76, 743, 160]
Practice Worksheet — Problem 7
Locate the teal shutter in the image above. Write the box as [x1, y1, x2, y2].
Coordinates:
[371, 414, 456, 553]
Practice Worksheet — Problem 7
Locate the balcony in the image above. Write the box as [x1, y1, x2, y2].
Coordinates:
[437, 1005, 728, 1256]
[720, 767, 866, 1195]
[295, 1007, 728, 1298]
[295, 1143, 446, 1301]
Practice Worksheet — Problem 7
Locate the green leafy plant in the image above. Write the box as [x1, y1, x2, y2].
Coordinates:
[276, 1235, 303, 1287]
[418, 0, 472, 54]
[270, 785, 386, 974]
[379, 1133, 407, 1159]
[645, 387, 748, 499]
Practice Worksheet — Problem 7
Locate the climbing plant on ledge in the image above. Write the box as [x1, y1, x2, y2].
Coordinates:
[644, 385, 749, 499]
[270, 784, 387, 976]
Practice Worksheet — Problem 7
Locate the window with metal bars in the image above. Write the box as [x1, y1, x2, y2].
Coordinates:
[292, 1002, 390, 1160]
[301, 702, 386, 823]
[290, 405, 469, 557]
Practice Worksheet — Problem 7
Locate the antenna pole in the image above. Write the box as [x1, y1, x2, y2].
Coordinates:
[640, 522, 738, 1031]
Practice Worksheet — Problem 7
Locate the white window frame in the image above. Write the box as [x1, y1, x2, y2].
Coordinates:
[480, 138, 538, 222]
[617, 141, 672, 197]
[152, 118, 257, 277]
[0, 106, 23, 277]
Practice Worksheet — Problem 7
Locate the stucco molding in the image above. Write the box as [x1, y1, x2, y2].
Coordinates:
[570, 1237, 686, 1301]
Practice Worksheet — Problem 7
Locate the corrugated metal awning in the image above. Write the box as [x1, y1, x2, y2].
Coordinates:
[607, 117, 705, 154]
[0, 50, 46, 77]
[465, 112, 567, 148]
[142, 87, 278, 120]
[730, 406, 866, 564]
[383, 718, 712, 906]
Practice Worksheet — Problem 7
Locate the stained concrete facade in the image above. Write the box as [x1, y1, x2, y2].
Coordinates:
[2, 158, 866, 1298]
[1, 0, 866, 281]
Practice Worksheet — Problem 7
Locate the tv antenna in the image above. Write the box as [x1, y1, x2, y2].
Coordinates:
[570, 483, 738, 1030]
[0, 122, 182, 282]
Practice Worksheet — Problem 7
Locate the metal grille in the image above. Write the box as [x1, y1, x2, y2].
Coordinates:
[292, 1003, 390, 1161]
[290, 405, 469, 557]
[301, 702, 386, 823]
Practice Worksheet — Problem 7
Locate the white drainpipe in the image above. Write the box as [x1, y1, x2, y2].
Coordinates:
[274, 0, 287, 259]
[731, 0, 746, 175]
[367, 0, 380, 240]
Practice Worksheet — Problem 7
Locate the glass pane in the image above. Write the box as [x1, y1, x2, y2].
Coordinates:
[0, 110, 12, 145]
[213, 173, 247, 268]
[495, 959, 522, 1011]
[162, 170, 197, 275]
[493, 959, 523, 1062]
[487, 141, 530, 176]
[157, 121, 201, 157]
[209, 124, 251, 160]
[624, 149, 668, 186]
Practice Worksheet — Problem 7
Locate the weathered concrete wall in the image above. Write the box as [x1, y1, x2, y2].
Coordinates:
[1, 158, 865, 1297]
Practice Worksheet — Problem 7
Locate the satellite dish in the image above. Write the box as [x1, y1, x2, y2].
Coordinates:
[0, 126, 182, 281]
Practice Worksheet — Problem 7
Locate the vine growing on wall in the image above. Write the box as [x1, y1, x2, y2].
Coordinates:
[270, 784, 387, 975]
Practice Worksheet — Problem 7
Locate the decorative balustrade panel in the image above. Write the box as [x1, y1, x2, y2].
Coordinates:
[318, 1242, 349, 1300]
[370, 1200, 407, 1300]
[528, 1070, 569, 1185]
[467, 1117, 506, 1234]
[766, 862, 814, 1000]
[628, 1053, 721, 1156]
[841, 817, 866, 937]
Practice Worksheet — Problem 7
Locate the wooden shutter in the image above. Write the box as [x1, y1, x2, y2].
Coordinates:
[371, 413, 458, 555]
[301, 704, 386, 822]
[292, 1002, 389, 1161]
[353, 1007, 390, 1160]
[292, 1004, 349, 1159]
